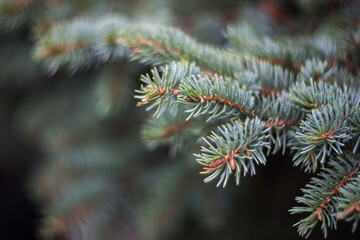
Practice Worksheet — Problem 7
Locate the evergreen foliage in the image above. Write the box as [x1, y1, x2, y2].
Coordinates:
[2, 0, 360, 239]
[290, 152, 360, 238]
[196, 118, 270, 187]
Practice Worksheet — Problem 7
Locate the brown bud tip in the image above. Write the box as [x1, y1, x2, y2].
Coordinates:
[317, 213, 323, 221]
[42, 47, 52, 58]
[229, 156, 236, 170]
[355, 203, 360, 212]
[173, 49, 179, 56]
[131, 47, 139, 55]
[184, 97, 194, 102]
[202, 167, 215, 171]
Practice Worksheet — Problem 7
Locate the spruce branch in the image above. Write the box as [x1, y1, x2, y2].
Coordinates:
[232, 71, 260, 94]
[349, 87, 360, 107]
[292, 80, 345, 111]
[226, 18, 360, 73]
[334, 176, 360, 232]
[141, 109, 206, 156]
[349, 106, 360, 153]
[35, 16, 341, 81]
[34, 16, 128, 73]
[299, 59, 334, 84]
[226, 23, 307, 71]
[35, 17, 260, 76]
[256, 94, 303, 154]
[292, 104, 351, 173]
[290, 152, 360, 238]
[178, 74, 255, 121]
[309, 25, 360, 70]
[298, 59, 360, 90]
[25, 3, 360, 239]
[118, 23, 246, 76]
[243, 58, 297, 96]
[196, 118, 270, 187]
[134, 61, 201, 117]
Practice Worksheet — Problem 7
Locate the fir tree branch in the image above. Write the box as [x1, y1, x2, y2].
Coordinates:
[34, 16, 129, 73]
[292, 104, 351, 172]
[290, 152, 360, 238]
[141, 109, 206, 156]
[337, 200, 360, 220]
[225, 24, 307, 70]
[26, 4, 360, 239]
[335, 176, 360, 232]
[118, 23, 246, 76]
[178, 74, 255, 121]
[243, 58, 297, 95]
[292, 80, 345, 111]
[349, 106, 360, 153]
[196, 118, 270, 187]
[299, 59, 334, 83]
[257, 95, 303, 154]
[135, 61, 201, 117]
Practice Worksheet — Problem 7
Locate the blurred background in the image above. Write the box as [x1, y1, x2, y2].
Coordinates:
[0, 0, 359, 239]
